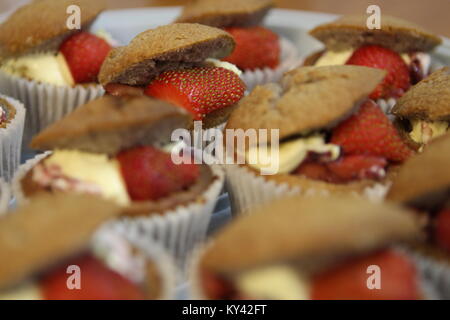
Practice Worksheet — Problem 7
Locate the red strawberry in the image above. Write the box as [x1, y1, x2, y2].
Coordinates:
[223, 26, 280, 70]
[294, 162, 332, 182]
[60, 32, 112, 83]
[346, 45, 411, 99]
[331, 100, 414, 162]
[311, 250, 420, 300]
[145, 67, 245, 120]
[117, 146, 200, 202]
[327, 155, 387, 182]
[201, 270, 235, 299]
[41, 254, 145, 300]
[435, 208, 450, 252]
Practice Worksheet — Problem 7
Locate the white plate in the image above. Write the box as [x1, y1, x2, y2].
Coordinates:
[91, 7, 450, 64]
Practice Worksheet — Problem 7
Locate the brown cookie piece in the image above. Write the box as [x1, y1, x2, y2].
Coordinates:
[226, 65, 386, 142]
[0, 194, 120, 289]
[98, 23, 235, 86]
[387, 133, 450, 207]
[310, 15, 442, 53]
[201, 195, 421, 274]
[392, 67, 450, 122]
[30, 95, 193, 156]
[0, 0, 106, 60]
[176, 0, 273, 28]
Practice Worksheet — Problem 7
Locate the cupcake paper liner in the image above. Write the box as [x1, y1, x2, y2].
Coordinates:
[0, 178, 10, 215]
[93, 226, 177, 300]
[110, 160, 225, 280]
[224, 163, 389, 216]
[403, 247, 450, 300]
[240, 37, 301, 91]
[0, 71, 104, 147]
[0, 94, 25, 181]
[12, 151, 225, 280]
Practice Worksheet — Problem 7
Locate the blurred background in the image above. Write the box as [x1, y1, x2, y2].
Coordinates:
[0, 0, 449, 37]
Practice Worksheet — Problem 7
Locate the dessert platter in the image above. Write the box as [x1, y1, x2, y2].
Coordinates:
[0, 0, 449, 300]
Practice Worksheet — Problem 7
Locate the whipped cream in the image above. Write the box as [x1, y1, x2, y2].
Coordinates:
[314, 50, 354, 67]
[246, 135, 340, 175]
[205, 58, 242, 76]
[0, 282, 42, 300]
[236, 265, 310, 300]
[410, 120, 449, 148]
[92, 230, 146, 284]
[1, 52, 75, 86]
[32, 150, 130, 206]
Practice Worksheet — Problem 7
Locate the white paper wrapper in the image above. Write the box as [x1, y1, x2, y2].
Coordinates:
[12, 151, 225, 280]
[404, 247, 450, 300]
[110, 162, 225, 280]
[0, 178, 10, 215]
[93, 227, 177, 300]
[240, 37, 301, 91]
[224, 164, 389, 216]
[0, 94, 25, 181]
[0, 71, 104, 146]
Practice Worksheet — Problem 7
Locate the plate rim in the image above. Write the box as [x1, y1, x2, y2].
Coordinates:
[97, 6, 450, 49]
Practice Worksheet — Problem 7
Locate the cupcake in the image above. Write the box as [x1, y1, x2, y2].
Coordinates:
[176, 0, 299, 90]
[386, 133, 450, 298]
[306, 15, 443, 114]
[100, 23, 246, 129]
[13, 95, 224, 267]
[0, 0, 112, 144]
[192, 195, 429, 300]
[0, 194, 174, 300]
[224, 65, 414, 215]
[391, 67, 450, 152]
[0, 94, 25, 180]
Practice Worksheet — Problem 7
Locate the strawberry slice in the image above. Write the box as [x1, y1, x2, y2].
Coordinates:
[435, 208, 450, 252]
[145, 67, 245, 120]
[311, 250, 420, 300]
[117, 146, 200, 202]
[223, 26, 281, 70]
[327, 155, 387, 182]
[294, 162, 333, 182]
[60, 32, 112, 84]
[331, 100, 414, 162]
[41, 254, 145, 300]
[201, 270, 235, 300]
[346, 45, 411, 99]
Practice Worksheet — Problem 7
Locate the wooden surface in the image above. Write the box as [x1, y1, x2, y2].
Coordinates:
[1, 0, 449, 37]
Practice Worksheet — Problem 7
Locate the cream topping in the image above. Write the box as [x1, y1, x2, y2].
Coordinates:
[236, 265, 310, 300]
[0, 282, 42, 300]
[32, 150, 130, 206]
[246, 135, 340, 175]
[205, 58, 242, 76]
[1, 53, 75, 86]
[410, 120, 449, 148]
